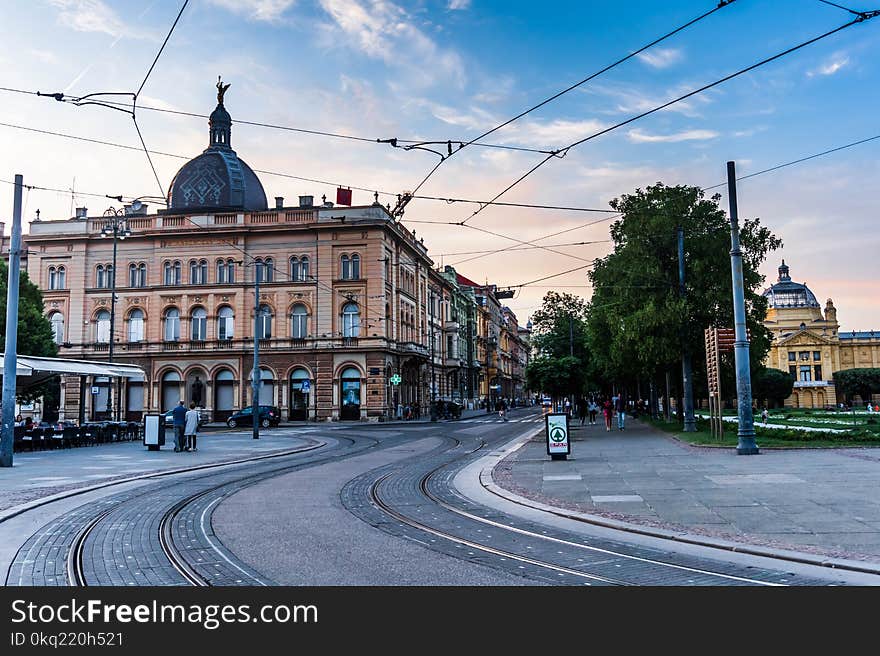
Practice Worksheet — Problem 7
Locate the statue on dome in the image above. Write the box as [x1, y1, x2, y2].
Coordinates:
[216, 76, 231, 105]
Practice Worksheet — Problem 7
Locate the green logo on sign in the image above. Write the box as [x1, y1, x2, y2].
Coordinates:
[550, 426, 567, 442]
[390, 374, 402, 385]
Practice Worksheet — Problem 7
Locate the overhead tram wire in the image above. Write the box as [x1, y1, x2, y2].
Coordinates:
[0, 87, 551, 157]
[457, 10, 880, 227]
[402, 0, 740, 201]
[0, 120, 632, 213]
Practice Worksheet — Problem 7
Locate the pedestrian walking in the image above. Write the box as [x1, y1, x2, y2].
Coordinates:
[588, 398, 598, 425]
[171, 400, 187, 452]
[499, 397, 508, 422]
[602, 398, 613, 431]
[184, 402, 200, 452]
[577, 396, 587, 425]
[564, 397, 572, 416]
[615, 393, 626, 431]
[761, 407, 769, 423]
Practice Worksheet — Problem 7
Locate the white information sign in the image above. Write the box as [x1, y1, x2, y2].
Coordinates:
[144, 414, 163, 448]
[545, 413, 570, 457]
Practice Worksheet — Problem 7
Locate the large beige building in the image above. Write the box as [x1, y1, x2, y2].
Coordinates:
[762, 260, 880, 408]
[17, 85, 531, 422]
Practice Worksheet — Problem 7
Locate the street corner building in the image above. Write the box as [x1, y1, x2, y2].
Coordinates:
[9, 82, 530, 423]
[762, 260, 880, 408]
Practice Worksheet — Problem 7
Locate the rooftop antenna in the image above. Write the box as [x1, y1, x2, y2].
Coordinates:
[69, 177, 76, 217]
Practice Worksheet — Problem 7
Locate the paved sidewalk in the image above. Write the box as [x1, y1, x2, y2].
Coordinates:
[493, 418, 880, 565]
[0, 429, 317, 514]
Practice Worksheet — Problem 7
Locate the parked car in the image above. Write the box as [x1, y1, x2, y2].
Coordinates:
[163, 407, 209, 427]
[226, 405, 281, 429]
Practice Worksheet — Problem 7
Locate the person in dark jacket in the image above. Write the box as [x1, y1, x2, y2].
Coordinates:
[171, 400, 187, 452]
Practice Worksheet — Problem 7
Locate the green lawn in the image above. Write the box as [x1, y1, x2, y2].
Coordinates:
[647, 417, 880, 449]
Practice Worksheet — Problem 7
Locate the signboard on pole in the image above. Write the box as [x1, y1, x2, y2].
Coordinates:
[301, 379, 311, 393]
[545, 412, 570, 460]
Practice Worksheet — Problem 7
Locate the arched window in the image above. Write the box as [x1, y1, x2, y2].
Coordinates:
[96, 310, 111, 343]
[128, 263, 142, 288]
[342, 302, 360, 338]
[128, 309, 144, 342]
[191, 307, 207, 341]
[189, 259, 207, 285]
[137, 263, 146, 287]
[48, 266, 60, 290]
[216, 259, 226, 284]
[350, 254, 360, 279]
[57, 266, 66, 289]
[96, 265, 105, 289]
[218, 306, 234, 341]
[226, 258, 235, 283]
[300, 255, 310, 281]
[256, 304, 272, 339]
[163, 261, 171, 285]
[290, 256, 299, 282]
[291, 304, 308, 339]
[164, 261, 181, 285]
[254, 257, 264, 283]
[199, 259, 207, 283]
[164, 308, 180, 342]
[264, 257, 274, 282]
[341, 254, 350, 280]
[49, 311, 64, 345]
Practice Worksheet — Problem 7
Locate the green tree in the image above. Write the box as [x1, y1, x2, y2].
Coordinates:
[752, 368, 794, 408]
[0, 259, 58, 401]
[587, 182, 781, 405]
[833, 368, 880, 405]
[525, 292, 592, 399]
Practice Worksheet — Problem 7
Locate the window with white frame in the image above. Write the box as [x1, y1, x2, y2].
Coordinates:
[96, 310, 111, 343]
[342, 302, 360, 337]
[164, 308, 180, 342]
[256, 304, 272, 339]
[191, 307, 207, 341]
[291, 304, 308, 339]
[49, 311, 64, 344]
[128, 309, 144, 342]
[218, 306, 234, 340]
[48, 265, 66, 290]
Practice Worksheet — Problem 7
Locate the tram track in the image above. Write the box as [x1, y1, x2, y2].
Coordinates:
[11, 433, 388, 587]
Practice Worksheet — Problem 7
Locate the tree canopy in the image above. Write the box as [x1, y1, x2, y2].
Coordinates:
[525, 292, 592, 398]
[833, 368, 880, 405]
[586, 183, 780, 398]
[752, 368, 795, 408]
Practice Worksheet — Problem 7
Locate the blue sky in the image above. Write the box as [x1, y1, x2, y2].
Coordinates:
[1, 0, 878, 328]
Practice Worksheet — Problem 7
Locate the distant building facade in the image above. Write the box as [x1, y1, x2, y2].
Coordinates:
[762, 260, 880, 408]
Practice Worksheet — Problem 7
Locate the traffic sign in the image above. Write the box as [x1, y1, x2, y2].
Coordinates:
[300, 379, 311, 392]
[545, 412, 570, 460]
[390, 374, 402, 385]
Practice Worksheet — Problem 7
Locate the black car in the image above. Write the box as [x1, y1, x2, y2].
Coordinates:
[226, 405, 281, 429]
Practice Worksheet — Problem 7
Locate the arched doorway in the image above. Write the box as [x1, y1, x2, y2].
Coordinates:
[161, 371, 181, 412]
[339, 367, 361, 420]
[289, 368, 311, 420]
[214, 369, 235, 422]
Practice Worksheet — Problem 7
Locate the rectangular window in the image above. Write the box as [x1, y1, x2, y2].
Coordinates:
[788, 352, 796, 362]
[789, 365, 796, 379]
[813, 351, 821, 361]
[799, 351, 810, 361]
[814, 365, 822, 381]
[799, 365, 812, 382]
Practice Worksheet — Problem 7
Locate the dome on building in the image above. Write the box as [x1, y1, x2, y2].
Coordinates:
[165, 78, 267, 213]
[762, 260, 820, 309]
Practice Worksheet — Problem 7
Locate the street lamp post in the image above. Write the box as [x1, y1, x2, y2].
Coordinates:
[100, 208, 131, 421]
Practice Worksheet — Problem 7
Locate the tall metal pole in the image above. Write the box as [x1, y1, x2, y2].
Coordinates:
[252, 269, 260, 440]
[430, 286, 436, 421]
[678, 226, 696, 432]
[107, 223, 118, 420]
[726, 161, 758, 455]
[1, 174, 24, 467]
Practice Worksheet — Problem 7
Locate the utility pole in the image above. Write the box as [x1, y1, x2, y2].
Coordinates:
[430, 286, 437, 421]
[252, 266, 261, 440]
[726, 161, 758, 455]
[100, 208, 129, 421]
[569, 313, 574, 357]
[1, 174, 24, 468]
[678, 226, 696, 432]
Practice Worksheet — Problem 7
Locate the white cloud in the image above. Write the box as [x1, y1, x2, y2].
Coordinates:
[49, 0, 128, 37]
[627, 128, 719, 143]
[586, 81, 713, 118]
[448, 0, 471, 9]
[808, 55, 849, 77]
[636, 48, 683, 69]
[208, 0, 296, 23]
[318, 0, 466, 88]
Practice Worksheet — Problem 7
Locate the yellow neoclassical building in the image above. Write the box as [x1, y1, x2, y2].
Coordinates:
[762, 261, 880, 408]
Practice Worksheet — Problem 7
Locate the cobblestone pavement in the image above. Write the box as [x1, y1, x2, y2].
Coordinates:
[493, 418, 880, 566]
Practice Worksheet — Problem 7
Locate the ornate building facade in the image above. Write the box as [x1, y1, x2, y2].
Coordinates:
[18, 84, 531, 421]
[762, 260, 880, 408]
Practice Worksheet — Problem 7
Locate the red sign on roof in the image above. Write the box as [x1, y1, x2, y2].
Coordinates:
[336, 187, 352, 206]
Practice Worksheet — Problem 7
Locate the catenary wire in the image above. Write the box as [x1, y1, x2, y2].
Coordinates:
[457, 11, 879, 226]
[404, 0, 739, 198]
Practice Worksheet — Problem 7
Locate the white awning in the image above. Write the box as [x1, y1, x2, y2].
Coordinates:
[0, 354, 146, 382]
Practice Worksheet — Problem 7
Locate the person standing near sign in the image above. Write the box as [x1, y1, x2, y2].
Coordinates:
[184, 402, 200, 452]
[171, 400, 187, 452]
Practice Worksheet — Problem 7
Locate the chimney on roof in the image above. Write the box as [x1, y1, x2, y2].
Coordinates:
[75, 207, 88, 219]
[299, 195, 313, 208]
[275, 196, 284, 209]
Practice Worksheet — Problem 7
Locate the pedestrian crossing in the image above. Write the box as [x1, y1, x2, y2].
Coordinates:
[457, 416, 545, 424]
